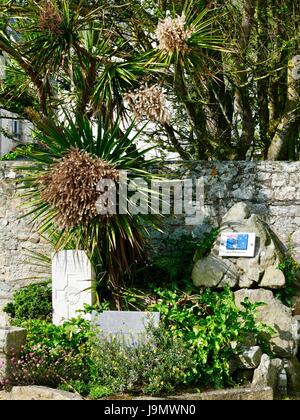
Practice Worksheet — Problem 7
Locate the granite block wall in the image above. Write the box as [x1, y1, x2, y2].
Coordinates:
[0, 162, 51, 308]
[152, 161, 300, 258]
[1, 160, 300, 308]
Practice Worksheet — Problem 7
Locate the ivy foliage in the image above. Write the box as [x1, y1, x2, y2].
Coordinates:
[150, 287, 275, 388]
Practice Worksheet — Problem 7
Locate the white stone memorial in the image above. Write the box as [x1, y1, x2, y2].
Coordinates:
[92, 311, 160, 346]
[52, 250, 95, 325]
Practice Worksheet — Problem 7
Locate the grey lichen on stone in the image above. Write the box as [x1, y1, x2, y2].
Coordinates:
[252, 354, 284, 392]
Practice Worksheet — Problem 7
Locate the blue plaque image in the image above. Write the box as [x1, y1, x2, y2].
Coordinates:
[220, 232, 255, 257]
[226, 234, 249, 251]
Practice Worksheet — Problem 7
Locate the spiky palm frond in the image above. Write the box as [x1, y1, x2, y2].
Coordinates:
[19, 0, 104, 72]
[0, 0, 229, 133]
[18, 113, 161, 305]
[155, 2, 230, 71]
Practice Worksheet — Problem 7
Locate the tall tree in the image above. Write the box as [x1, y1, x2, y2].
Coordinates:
[0, 0, 299, 160]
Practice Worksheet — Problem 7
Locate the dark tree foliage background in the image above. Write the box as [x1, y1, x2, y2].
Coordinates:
[0, 0, 299, 161]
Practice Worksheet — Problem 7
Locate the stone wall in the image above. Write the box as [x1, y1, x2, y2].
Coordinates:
[153, 160, 300, 257]
[0, 324, 27, 385]
[1, 160, 300, 308]
[0, 162, 51, 308]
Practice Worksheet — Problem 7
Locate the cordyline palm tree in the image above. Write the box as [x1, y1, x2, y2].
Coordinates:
[19, 113, 160, 308]
[0, 0, 227, 305]
[0, 0, 227, 127]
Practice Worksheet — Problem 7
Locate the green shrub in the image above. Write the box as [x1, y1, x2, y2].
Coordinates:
[7, 285, 273, 395]
[6, 317, 95, 389]
[7, 317, 192, 397]
[59, 381, 112, 400]
[149, 235, 200, 286]
[150, 287, 274, 388]
[88, 385, 112, 400]
[193, 228, 219, 262]
[276, 257, 299, 306]
[87, 327, 193, 397]
[3, 283, 52, 321]
[145, 230, 218, 292]
[17, 317, 94, 354]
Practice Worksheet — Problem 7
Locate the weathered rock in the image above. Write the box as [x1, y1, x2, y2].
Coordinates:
[259, 267, 285, 289]
[235, 289, 297, 358]
[235, 255, 261, 288]
[230, 344, 262, 374]
[0, 391, 9, 400]
[277, 367, 288, 395]
[237, 346, 262, 369]
[167, 387, 273, 400]
[0, 327, 27, 355]
[292, 316, 300, 345]
[192, 255, 238, 288]
[252, 354, 281, 391]
[0, 312, 10, 328]
[284, 356, 300, 393]
[16, 234, 30, 242]
[28, 233, 40, 244]
[192, 203, 285, 289]
[0, 386, 82, 400]
[222, 202, 250, 223]
[235, 289, 273, 308]
[222, 210, 284, 288]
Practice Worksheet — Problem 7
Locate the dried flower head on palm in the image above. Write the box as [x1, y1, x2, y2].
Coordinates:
[124, 84, 170, 124]
[38, 148, 119, 229]
[38, 1, 63, 35]
[156, 14, 193, 53]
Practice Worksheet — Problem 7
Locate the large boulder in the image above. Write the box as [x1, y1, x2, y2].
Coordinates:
[191, 255, 238, 288]
[192, 203, 285, 289]
[234, 289, 298, 358]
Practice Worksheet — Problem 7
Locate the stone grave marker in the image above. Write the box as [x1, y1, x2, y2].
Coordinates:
[52, 250, 95, 325]
[91, 311, 160, 346]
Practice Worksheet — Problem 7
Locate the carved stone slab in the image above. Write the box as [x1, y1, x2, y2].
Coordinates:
[52, 251, 95, 325]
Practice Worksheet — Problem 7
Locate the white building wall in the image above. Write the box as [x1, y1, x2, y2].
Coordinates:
[0, 54, 33, 157]
[0, 109, 33, 157]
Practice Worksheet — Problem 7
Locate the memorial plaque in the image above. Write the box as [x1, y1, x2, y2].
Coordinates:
[91, 311, 160, 346]
[219, 232, 256, 257]
[52, 250, 95, 325]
